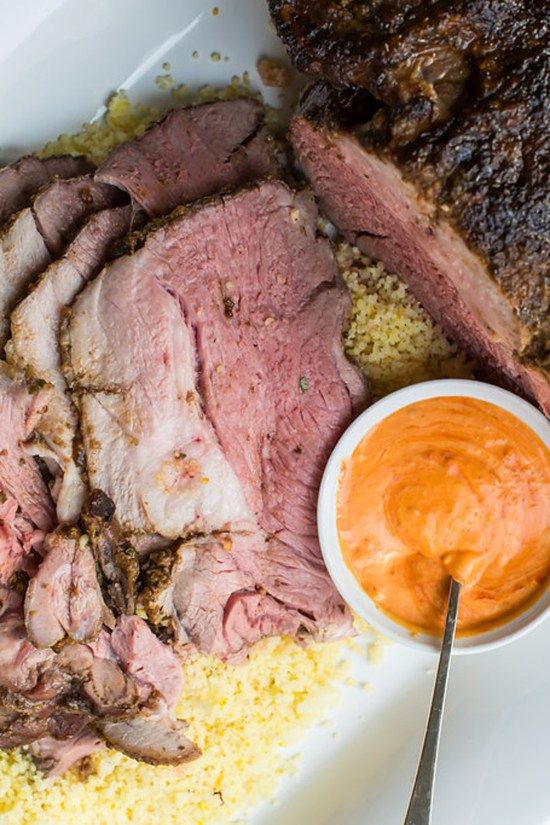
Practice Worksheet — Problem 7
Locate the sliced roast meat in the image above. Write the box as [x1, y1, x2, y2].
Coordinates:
[30, 728, 104, 777]
[61, 623, 196, 767]
[98, 713, 199, 766]
[62, 235, 254, 538]
[97, 98, 283, 216]
[0, 577, 193, 769]
[222, 590, 307, 652]
[63, 182, 364, 544]
[0, 583, 21, 618]
[290, 84, 549, 413]
[31, 175, 124, 257]
[143, 531, 350, 659]
[54, 632, 145, 720]
[58, 617, 182, 717]
[63, 181, 362, 644]
[194, 279, 366, 546]
[258, 535, 351, 633]
[147, 183, 366, 557]
[24, 528, 110, 649]
[0, 608, 55, 694]
[0, 493, 45, 583]
[111, 615, 183, 709]
[83, 490, 139, 615]
[0, 707, 53, 749]
[0, 175, 123, 351]
[61, 642, 142, 718]
[0, 155, 92, 226]
[0, 703, 93, 753]
[0, 702, 95, 752]
[142, 534, 262, 654]
[0, 363, 54, 537]
[0, 209, 50, 347]
[7, 206, 133, 522]
[1, 178, 363, 768]
[142, 535, 310, 659]
[153, 184, 365, 527]
[0, 640, 189, 770]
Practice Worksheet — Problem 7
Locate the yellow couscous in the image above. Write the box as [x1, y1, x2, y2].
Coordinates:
[3, 86, 470, 824]
[38, 80, 258, 166]
[338, 243, 472, 397]
[0, 637, 351, 825]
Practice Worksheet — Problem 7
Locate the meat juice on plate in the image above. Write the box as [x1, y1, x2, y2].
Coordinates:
[336, 396, 550, 636]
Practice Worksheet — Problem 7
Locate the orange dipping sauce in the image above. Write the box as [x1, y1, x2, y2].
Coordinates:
[337, 397, 550, 636]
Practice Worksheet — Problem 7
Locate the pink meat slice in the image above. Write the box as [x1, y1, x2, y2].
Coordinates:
[111, 615, 183, 709]
[254, 287, 365, 542]
[62, 619, 196, 765]
[0, 209, 50, 348]
[0, 494, 44, 584]
[98, 713, 199, 766]
[31, 175, 123, 257]
[7, 205, 133, 522]
[24, 528, 109, 649]
[58, 616, 182, 714]
[29, 729, 104, 777]
[144, 534, 266, 656]
[222, 591, 307, 653]
[0, 599, 55, 693]
[152, 184, 367, 542]
[0, 175, 122, 351]
[64, 181, 364, 651]
[145, 531, 351, 659]
[64, 245, 254, 538]
[0, 155, 92, 226]
[0, 364, 54, 533]
[0, 583, 195, 769]
[96, 99, 282, 216]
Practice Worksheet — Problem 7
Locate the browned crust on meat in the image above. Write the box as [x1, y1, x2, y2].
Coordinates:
[82, 491, 140, 616]
[392, 51, 550, 367]
[139, 545, 178, 632]
[297, 78, 550, 369]
[110, 175, 300, 262]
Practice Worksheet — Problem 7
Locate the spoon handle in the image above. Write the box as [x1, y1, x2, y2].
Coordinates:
[403, 577, 461, 825]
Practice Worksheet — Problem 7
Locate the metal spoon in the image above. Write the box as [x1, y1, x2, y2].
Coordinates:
[403, 577, 461, 825]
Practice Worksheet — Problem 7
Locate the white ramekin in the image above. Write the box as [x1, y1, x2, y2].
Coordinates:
[317, 379, 550, 654]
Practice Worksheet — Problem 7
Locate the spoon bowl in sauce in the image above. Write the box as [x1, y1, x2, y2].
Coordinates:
[318, 380, 550, 654]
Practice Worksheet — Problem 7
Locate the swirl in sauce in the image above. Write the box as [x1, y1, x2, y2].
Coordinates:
[337, 397, 550, 636]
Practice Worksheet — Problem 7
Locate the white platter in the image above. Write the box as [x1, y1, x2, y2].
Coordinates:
[0, 2, 548, 824]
